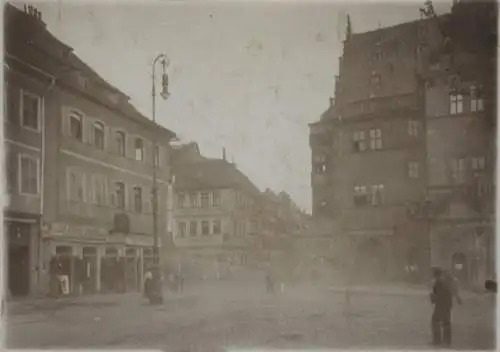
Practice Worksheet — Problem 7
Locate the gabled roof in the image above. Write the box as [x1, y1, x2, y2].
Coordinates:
[4, 3, 176, 140]
[174, 159, 260, 196]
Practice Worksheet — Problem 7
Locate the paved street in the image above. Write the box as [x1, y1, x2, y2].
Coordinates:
[5, 282, 495, 351]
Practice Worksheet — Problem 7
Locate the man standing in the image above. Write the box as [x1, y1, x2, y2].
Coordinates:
[430, 267, 453, 347]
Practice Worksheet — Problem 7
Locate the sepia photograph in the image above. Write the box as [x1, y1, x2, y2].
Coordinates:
[2, 0, 497, 350]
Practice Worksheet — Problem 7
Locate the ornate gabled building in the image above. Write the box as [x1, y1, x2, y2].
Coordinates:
[310, 17, 430, 282]
[417, 0, 497, 286]
[310, 1, 496, 286]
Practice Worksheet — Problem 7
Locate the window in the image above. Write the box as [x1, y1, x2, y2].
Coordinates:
[353, 131, 366, 152]
[189, 221, 197, 236]
[177, 222, 186, 237]
[189, 192, 198, 208]
[21, 91, 40, 131]
[212, 191, 221, 207]
[450, 94, 463, 115]
[70, 113, 83, 141]
[6, 152, 16, 193]
[6, 85, 18, 124]
[19, 154, 38, 195]
[353, 185, 368, 206]
[408, 120, 419, 137]
[451, 158, 466, 184]
[93, 121, 105, 150]
[370, 184, 384, 206]
[201, 220, 210, 235]
[133, 186, 143, 212]
[177, 193, 186, 209]
[135, 138, 144, 161]
[201, 192, 209, 208]
[113, 182, 126, 209]
[369, 129, 382, 150]
[68, 169, 84, 201]
[408, 162, 420, 179]
[91, 174, 105, 205]
[470, 86, 484, 112]
[471, 156, 486, 171]
[213, 220, 222, 235]
[154, 145, 160, 168]
[115, 131, 126, 157]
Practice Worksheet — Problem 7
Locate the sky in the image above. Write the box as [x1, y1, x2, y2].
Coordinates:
[29, 0, 452, 212]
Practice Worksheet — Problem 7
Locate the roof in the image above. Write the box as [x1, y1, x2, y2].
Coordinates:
[5, 3, 176, 140]
[171, 142, 204, 165]
[174, 159, 260, 196]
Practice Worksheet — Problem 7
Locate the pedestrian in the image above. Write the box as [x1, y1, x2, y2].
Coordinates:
[144, 271, 153, 298]
[430, 267, 453, 347]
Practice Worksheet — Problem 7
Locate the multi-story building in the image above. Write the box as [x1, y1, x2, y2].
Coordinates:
[310, 2, 496, 285]
[418, 0, 496, 286]
[4, 3, 175, 296]
[171, 146, 261, 279]
[310, 18, 430, 281]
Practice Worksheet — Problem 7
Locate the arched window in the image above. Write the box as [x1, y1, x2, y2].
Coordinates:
[115, 131, 126, 157]
[135, 138, 144, 161]
[69, 113, 83, 141]
[93, 121, 104, 150]
[133, 186, 143, 213]
[113, 181, 125, 209]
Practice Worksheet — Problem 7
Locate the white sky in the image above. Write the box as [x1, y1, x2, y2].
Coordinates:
[29, 0, 451, 212]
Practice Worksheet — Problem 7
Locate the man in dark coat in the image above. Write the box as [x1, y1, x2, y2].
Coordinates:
[430, 267, 453, 347]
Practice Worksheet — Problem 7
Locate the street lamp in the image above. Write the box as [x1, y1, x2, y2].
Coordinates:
[150, 53, 170, 304]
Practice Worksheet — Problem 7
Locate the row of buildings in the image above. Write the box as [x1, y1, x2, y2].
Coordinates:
[169, 142, 311, 281]
[4, 3, 310, 297]
[309, 0, 496, 287]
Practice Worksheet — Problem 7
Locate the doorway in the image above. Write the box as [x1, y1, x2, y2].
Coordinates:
[8, 246, 30, 296]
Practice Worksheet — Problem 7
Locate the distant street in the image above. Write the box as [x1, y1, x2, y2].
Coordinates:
[6, 282, 495, 351]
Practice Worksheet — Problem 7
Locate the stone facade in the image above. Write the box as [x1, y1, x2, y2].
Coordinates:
[4, 4, 175, 296]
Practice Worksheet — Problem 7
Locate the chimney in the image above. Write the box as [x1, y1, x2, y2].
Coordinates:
[222, 147, 226, 161]
[24, 4, 44, 22]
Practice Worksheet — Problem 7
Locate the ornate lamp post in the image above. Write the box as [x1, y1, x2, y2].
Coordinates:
[150, 53, 170, 303]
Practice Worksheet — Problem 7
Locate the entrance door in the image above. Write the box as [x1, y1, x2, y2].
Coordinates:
[82, 247, 97, 294]
[8, 246, 30, 296]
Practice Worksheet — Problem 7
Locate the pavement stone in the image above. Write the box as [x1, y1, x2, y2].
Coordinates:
[5, 283, 495, 351]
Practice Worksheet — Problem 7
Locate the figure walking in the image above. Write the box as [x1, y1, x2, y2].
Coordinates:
[430, 267, 457, 347]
